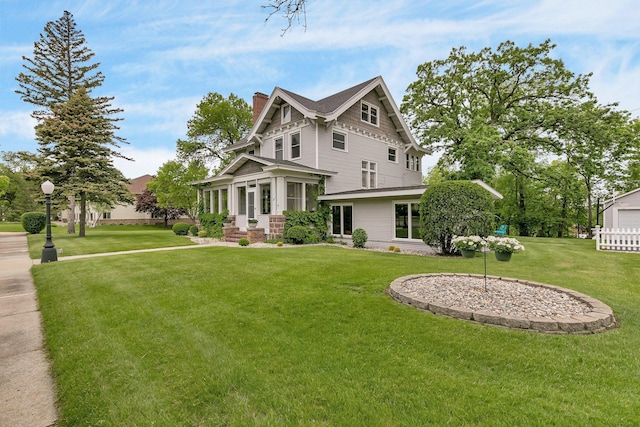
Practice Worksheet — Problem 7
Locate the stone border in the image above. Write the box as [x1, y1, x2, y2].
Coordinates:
[388, 274, 617, 334]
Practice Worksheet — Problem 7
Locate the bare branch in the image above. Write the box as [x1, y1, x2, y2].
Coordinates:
[262, 0, 308, 35]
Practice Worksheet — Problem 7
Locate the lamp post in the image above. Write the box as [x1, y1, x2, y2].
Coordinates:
[41, 180, 57, 263]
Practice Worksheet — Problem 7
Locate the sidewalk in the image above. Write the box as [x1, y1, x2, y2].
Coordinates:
[0, 232, 57, 427]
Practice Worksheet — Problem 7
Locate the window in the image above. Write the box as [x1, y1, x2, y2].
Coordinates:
[361, 101, 378, 126]
[287, 182, 303, 211]
[332, 205, 353, 235]
[248, 149, 255, 155]
[305, 183, 318, 212]
[212, 190, 219, 213]
[361, 160, 377, 189]
[238, 187, 246, 215]
[405, 153, 421, 171]
[282, 104, 291, 123]
[102, 212, 111, 219]
[203, 190, 212, 213]
[332, 131, 346, 151]
[290, 132, 301, 159]
[221, 189, 228, 212]
[388, 147, 397, 162]
[395, 202, 421, 239]
[275, 137, 283, 160]
[260, 184, 271, 215]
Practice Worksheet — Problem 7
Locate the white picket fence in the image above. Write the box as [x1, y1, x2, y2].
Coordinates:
[594, 226, 640, 252]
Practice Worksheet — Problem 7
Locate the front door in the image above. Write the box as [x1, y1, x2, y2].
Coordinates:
[247, 188, 256, 220]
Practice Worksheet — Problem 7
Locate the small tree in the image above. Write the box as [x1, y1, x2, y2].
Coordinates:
[147, 160, 207, 222]
[419, 181, 494, 255]
[135, 188, 186, 228]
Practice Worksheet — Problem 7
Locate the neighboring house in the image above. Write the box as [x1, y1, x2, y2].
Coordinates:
[602, 187, 640, 229]
[62, 175, 184, 226]
[192, 76, 500, 249]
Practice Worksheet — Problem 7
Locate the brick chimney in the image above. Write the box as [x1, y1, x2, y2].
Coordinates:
[252, 92, 269, 124]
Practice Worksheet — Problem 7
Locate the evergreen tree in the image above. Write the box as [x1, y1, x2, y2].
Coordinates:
[16, 10, 105, 118]
[16, 10, 127, 233]
[35, 87, 132, 237]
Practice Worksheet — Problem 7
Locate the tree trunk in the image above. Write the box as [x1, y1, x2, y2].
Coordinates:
[557, 196, 567, 238]
[586, 184, 593, 239]
[79, 192, 86, 237]
[67, 195, 76, 234]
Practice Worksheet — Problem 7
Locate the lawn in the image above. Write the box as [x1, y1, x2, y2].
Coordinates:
[31, 238, 640, 426]
[23, 224, 196, 258]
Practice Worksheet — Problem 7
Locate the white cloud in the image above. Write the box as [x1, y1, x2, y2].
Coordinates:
[0, 110, 36, 141]
[113, 146, 176, 179]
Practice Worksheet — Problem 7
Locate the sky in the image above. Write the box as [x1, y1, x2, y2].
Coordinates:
[1, 0, 639, 179]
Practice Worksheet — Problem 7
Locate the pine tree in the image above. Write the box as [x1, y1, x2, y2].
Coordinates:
[16, 10, 130, 233]
[35, 87, 133, 237]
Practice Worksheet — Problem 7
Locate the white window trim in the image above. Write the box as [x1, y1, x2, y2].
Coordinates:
[332, 130, 348, 152]
[274, 136, 284, 160]
[290, 131, 301, 160]
[392, 200, 422, 241]
[331, 203, 354, 236]
[388, 146, 398, 163]
[282, 103, 291, 123]
[361, 160, 377, 189]
[361, 101, 379, 127]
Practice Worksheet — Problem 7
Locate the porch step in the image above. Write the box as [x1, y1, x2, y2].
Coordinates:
[224, 230, 248, 243]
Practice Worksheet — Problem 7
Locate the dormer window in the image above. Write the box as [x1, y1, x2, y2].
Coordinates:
[361, 101, 378, 126]
[282, 104, 291, 123]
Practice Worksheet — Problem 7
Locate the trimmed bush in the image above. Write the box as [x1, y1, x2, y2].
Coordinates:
[277, 241, 283, 247]
[197, 230, 208, 238]
[172, 222, 190, 236]
[285, 225, 310, 245]
[189, 225, 199, 236]
[419, 181, 494, 255]
[352, 228, 368, 248]
[388, 245, 396, 251]
[238, 238, 250, 246]
[394, 247, 401, 253]
[21, 212, 47, 234]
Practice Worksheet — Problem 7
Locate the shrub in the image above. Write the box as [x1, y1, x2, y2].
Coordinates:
[198, 210, 228, 239]
[388, 245, 396, 251]
[189, 225, 199, 236]
[197, 230, 208, 238]
[351, 228, 368, 248]
[419, 181, 494, 255]
[172, 222, 190, 236]
[394, 247, 401, 253]
[21, 212, 47, 234]
[277, 241, 283, 247]
[238, 238, 250, 246]
[283, 210, 328, 242]
[285, 225, 310, 245]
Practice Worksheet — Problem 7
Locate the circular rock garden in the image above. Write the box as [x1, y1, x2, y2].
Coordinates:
[388, 273, 616, 334]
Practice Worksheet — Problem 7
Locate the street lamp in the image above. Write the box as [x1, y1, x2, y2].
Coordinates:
[41, 180, 57, 263]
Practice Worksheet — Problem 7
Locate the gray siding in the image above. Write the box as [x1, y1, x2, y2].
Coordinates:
[604, 189, 640, 228]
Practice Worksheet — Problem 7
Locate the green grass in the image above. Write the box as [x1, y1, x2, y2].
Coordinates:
[0, 222, 27, 232]
[25, 224, 195, 258]
[32, 238, 640, 426]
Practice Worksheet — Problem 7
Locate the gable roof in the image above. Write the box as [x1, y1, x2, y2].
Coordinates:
[127, 174, 153, 194]
[226, 76, 429, 154]
[190, 154, 337, 185]
[604, 187, 640, 204]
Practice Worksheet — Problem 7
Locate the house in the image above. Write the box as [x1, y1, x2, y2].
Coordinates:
[602, 187, 640, 229]
[192, 76, 500, 250]
[61, 175, 183, 226]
